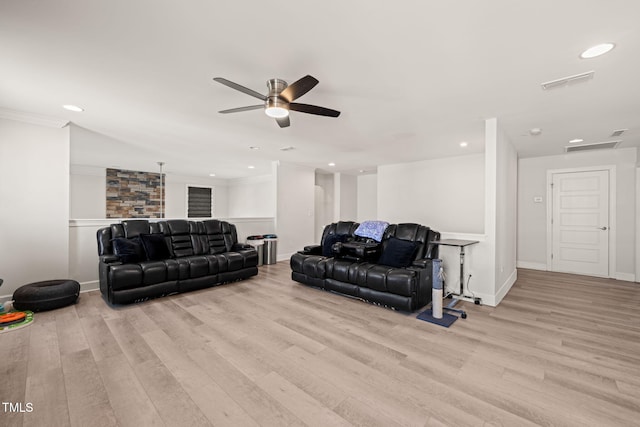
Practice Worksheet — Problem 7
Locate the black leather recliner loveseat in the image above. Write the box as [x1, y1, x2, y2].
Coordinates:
[290, 221, 440, 312]
[97, 219, 258, 305]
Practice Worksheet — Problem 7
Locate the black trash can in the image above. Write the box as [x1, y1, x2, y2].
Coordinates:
[246, 235, 264, 266]
[263, 234, 278, 265]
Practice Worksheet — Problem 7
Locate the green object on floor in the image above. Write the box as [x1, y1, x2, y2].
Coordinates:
[0, 311, 34, 333]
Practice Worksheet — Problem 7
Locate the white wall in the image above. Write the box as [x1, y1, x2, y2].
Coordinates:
[314, 173, 334, 242]
[636, 165, 640, 282]
[70, 165, 106, 218]
[491, 118, 518, 302]
[274, 162, 315, 260]
[439, 118, 517, 307]
[227, 174, 275, 218]
[70, 123, 167, 174]
[314, 171, 358, 243]
[517, 147, 637, 280]
[375, 119, 516, 306]
[69, 124, 232, 219]
[357, 173, 377, 222]
[165, 174, 229, 219]
[376, 150, 489, 301]
[334, 173, 357, 221]
[377, 153, 485, 233]
[69, 165, 230, 219]
[0, 118, 70, 299]
[69, 219, 108, 287]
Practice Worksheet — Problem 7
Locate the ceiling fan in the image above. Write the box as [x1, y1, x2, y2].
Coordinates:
[213, 75, 340, 128]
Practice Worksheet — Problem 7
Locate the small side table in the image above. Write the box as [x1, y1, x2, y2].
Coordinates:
[430, 239, 479, 318]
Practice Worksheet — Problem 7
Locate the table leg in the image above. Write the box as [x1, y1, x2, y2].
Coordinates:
[443, 246, 468, 319]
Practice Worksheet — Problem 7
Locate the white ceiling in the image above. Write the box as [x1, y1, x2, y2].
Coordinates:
[1, 0, 639, 179]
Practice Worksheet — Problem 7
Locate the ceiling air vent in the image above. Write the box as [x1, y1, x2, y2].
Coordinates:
[541, 71, 595, 90]
[565, 140, 621, 153]
[610, 128, 628, 137]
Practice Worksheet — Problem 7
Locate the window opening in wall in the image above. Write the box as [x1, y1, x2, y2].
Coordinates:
[187, 186, 214, 218]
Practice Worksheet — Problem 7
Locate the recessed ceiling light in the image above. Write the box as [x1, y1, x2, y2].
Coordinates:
[280, 146, 295, 151]
[328, 162, 336, 167]
[62, 104, 84, 112]
[569, 138, 584, 144]
[209, 173, 216, 177]
[529, 128, 542, 136]
[359, 169, 365, 173]
[580, 43, 615, 59]
[460, 142, 468, 147]
[248, 165, 255, 169]
[249, 146, 260, 150]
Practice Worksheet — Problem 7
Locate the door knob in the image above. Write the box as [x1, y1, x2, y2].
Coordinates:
[598, 226, 608, 230]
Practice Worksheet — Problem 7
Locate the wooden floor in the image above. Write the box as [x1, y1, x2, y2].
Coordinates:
[2, 264, 640, 427]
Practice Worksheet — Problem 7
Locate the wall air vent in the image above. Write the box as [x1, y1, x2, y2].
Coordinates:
[541, 71, 595, 90]
[610, 128, 628, 137]
[565, 140, 621, 153]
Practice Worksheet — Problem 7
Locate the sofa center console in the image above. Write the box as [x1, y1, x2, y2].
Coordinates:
[335, 241, 381, 262]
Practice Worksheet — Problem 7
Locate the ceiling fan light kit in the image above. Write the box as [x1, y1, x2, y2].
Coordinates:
[265, 101, 289, 118]
[214, 75, 340, 128]
[265, 78, 289, 118]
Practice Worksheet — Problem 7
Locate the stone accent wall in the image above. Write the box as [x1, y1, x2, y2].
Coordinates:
[106, 168, 164, 218]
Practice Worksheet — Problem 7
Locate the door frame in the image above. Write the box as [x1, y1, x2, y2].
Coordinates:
[546, 165, 616, 277]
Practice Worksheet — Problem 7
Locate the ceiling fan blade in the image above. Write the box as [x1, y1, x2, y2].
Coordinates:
[213, 77, 266, 101]
[276, 116, 290, 128]
[279, 75, 319, 102]
[290, 103, 341, 117]
[219, 105, 264, 114]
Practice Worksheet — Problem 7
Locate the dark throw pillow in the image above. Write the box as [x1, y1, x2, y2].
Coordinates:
[112, 237, 145, 263]
[322, 233, 350, 257]
[140, 233, 171, 261]
[377, 237, 418, 268]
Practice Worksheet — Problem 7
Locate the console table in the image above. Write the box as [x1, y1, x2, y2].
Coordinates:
[430, 239, 479, 318]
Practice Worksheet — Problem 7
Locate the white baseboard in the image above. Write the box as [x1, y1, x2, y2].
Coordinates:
[516, 261, 547, 271]
[277, 252, 295, 263]
[494, 268, 518, 306]
[516, 262, 636, 283]
[80, 280, 100, 293]
[615, 272, 637, 283]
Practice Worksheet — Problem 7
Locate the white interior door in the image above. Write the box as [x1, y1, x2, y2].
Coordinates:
[551, 170, 610, 277]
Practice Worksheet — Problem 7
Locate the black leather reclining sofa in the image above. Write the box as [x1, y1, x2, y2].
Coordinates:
[97, 219, 258, 304]
[290, 221, 440, 312]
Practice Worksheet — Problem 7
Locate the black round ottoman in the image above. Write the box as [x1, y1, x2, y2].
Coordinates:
[13, 280, 80, 312]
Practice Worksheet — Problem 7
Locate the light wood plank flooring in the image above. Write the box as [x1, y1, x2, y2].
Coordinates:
[2, 264, 639, 426]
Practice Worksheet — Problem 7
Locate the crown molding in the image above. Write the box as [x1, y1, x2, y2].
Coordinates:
[0, 108, 69, 128]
